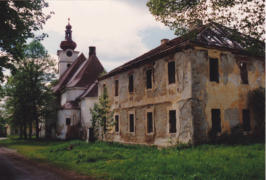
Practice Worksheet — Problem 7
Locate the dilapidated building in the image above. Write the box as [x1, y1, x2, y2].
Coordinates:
[53, 22, 104, 140]
[98, 23, 265, 146]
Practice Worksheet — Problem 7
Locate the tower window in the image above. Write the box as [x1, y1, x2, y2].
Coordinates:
[129, 114, 134, 132]
[66, 118, 71, 125]
[239, 62, 248, 84]
[67, 64, 71, 68]
[146, 69, 152, 89]
[115, 115, 119, 132]
[147, 112, 153, 133]
[115, 80, 119, 96]
[211, 109, 221, 134]
[243, 109, 251, 131]
[209, 58, 219, 82]
[66, 50, 72, 57]
[169, 110, 176, 133]
[168, 61, 176, 84]
[128, 74, 134, 93]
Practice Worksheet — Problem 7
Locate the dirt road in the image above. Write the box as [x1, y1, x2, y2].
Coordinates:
[0, 147, 94, 180]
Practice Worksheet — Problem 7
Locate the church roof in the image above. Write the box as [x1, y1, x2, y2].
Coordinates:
[53, 53, 86, 93]
[66, 53, 104, 89]
[100, 22, 264, 80]
[78, 81, 98, 99]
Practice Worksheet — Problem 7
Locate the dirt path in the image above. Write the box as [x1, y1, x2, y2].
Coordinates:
[0, 147, 95, 180]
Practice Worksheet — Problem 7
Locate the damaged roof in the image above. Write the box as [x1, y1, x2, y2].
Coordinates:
[100, 22, 264, 80]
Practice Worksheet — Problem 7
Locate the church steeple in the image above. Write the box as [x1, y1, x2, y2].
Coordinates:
[60, 18, 77, 50]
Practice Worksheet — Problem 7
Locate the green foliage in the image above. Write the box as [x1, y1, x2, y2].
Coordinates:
[90, 86, 113, 140]
[0, 139, 265, 180]
[147, 0, 265, 40]
[248, 87, 265, 138]
[0, 0, 52, 81]
[3, 40, 56, 139]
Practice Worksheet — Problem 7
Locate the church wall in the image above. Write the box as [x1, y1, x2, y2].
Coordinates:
[80, 97, 98, 129]
[61, 89, 85, 106]
[99, 50, 194, 146]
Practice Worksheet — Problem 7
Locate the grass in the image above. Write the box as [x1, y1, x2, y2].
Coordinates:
[0, 138, 264, 180]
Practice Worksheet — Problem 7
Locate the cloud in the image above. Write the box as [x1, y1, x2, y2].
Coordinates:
[42, 0, 174, 71]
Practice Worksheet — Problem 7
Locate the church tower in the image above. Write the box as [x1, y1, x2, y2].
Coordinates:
[57, 19, 79, 77]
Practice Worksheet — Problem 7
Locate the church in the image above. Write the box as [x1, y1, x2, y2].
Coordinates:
[53, 21, 104, 140]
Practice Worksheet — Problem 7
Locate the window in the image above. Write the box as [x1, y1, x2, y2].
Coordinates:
[168, 61, 176, 84]
[128, 74, 134, 93]
[146, 69, 152, 89]
[169, 110, 176, 133]
[66, 50, 73, 57]
[115, 80, 119, 96]
[67, 64, 71, 68]
[209, 58, 219, 82]
[239, 62, 248, 84]
[211, 109, 221, 134]
[129, 114, 134, 132]
[115, 115, 119, 132]
[243, 109, 251, 131]
[66, 118, 71, 125]
[103, 117, 107, 133]
[147, 112, 153, 133]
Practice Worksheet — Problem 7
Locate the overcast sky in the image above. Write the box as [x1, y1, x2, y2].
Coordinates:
[41, 0, 176, 71]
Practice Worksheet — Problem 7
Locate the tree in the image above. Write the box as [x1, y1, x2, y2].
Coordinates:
[90, 86, 114, 141]
[147, 0, 265, 40]
[4, 40, 56, 139]
[0, 0, 52, 81]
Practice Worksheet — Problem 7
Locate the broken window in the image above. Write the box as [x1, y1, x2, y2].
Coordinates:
[146, 69, 152, 89]
[168, 61, 176, 84]
[128, 74, 134, 93]
[243, 109, 251, 131]
[129, 114, 134, 132]
[211, 109, 221, 134]
[169, 110, 176, 133]
[66, 118, 71, 125]
[239, 62, 248, 84]
[115, 115, 119, 132]
[147, 112, 153, 133]
[209, 58, 219, 82]
[115, 80, 119, 96]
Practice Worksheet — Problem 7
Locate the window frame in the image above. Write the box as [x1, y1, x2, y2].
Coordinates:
[114, 114, 120, 133]
[169, 110, 177, 134]
[128, 74, 134, 93]
[239, 62, 249, 84]
[146, 109, 154, 135]
[168, 61, 176, 84]
[128, 111, 135, 134]
[115, 79, 119, 96]
[146, 69, 153, 89]
[209, 58, 219, 83]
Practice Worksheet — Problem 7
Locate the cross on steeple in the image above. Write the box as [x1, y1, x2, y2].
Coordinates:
[65, 18, 72, 41]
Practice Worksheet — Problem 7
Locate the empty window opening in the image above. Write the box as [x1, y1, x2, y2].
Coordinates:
[128, 75, 134, 93]
[243, 109, 251, 131]
[67, 64, 71, 68]
[129, 114, 134, 132]
[168, 61, 176, 84]
[146, 69, 152, 89]
[169, 110, 177, 133]
[147, 112, 153, 133]
[115, 115, 119, 132]
[66, 118, 71, 125]
[209, 58, 219, 82]
[211, 109, 221, 134]
[115, 80, 119, 96]
[239, 62, 248, 84]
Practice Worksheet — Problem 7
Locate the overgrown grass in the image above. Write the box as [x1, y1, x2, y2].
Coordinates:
[0, 138, 264, 180]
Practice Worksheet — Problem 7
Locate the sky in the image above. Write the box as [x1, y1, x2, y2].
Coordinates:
[41, 0, 176, 71]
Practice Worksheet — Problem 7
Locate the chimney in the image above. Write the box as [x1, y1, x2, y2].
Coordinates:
[161, 39, 169, 45]
[89, 46, 96, 57]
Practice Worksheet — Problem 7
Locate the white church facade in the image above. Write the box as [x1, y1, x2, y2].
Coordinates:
[53, 22, 104, 140]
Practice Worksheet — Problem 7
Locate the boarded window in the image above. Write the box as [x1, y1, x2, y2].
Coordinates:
[243, 109, 251, 131]
[169, 110, 176, 133]
[66, 118, 71, 125]
[147, 112, 153, 133]
[211, 109, 221, 134]
[209, 58, 219, 82]
[146, 69, 152, 89]
[115, 115, 119, 132]
[129, 114, 134, 132]
[115, 80, 119, 96]
[240, 62, 248, 84]
[128, 74, 134, 93]
[168, 61, 176, 84]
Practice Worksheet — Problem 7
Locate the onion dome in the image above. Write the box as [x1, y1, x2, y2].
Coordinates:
[60, 18, 77, 50]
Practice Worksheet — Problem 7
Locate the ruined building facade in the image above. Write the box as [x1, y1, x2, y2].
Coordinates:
[53, 22, 104, 140]
[98, 23, 265, 146]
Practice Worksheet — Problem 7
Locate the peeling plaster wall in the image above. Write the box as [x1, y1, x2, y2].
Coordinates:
[191, 48, 265, 143]
[99, 50, 193, 146]
[61, 89, 84, 106]
[56, 109, 80, 140]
